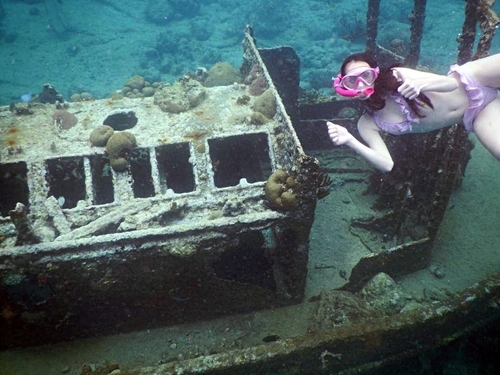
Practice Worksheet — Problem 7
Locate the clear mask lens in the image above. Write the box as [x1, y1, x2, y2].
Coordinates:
[341, 69, 377, 90]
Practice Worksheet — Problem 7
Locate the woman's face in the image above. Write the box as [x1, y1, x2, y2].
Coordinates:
[343, 60, 376, 100]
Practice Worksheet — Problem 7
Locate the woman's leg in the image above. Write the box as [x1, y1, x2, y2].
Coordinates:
[465, 53, 500, 88]
[474, 96, 500, 160]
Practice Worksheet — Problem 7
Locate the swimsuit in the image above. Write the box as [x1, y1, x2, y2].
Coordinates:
[370, 64, 498, 134]
[448, 63, 498, 132]
[370, 93, 419, 135]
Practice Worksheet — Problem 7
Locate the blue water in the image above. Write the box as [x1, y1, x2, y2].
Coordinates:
[1, 0, 498, 106]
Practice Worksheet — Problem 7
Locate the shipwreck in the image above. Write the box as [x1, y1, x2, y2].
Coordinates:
[1, 0, 500, 373]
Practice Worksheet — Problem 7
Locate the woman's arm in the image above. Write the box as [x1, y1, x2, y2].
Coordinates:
[327, 114, 394, 172]
[393, 67, 458, 100]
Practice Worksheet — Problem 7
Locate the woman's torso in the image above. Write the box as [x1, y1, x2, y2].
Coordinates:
[374, 76, 469, 133]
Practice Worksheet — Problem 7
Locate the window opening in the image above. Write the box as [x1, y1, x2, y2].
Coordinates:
[89, 155, 114, 205]
[212, 231, 276, 291]
[130, 148, 155, 198]
[208, 133, 272, 188]
[46, 157, 85, 209]
[156, 143, 195, 194]
[0, 162, 29, 217]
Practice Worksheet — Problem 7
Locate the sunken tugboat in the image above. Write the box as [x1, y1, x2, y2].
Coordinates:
[0, 28, 325, 349]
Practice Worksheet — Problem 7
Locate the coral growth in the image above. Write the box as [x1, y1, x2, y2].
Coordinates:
[252, 88, 276, 120]
[264, 169, 299, 210]
[52, 110, 78, 131]
[38, 83, 64, 104]
[154, 78, 206, 113]
[106, 131, 137, 172]
[248, 76, 267, 96]
[236, 95, 250, 105]
[120, 75, 161, 99]
[245, 64, 268, 96]
[9, 103, 33, 116]
[247, 111, 269, 125]
[9, 202, 40, 245]
[203, 62, 243, 87]
[70, 92, 94, 102]
[89, 125, 114, 147]
[125, 75, 145, 90]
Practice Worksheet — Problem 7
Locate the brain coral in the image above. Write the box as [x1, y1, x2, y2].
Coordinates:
[106, 131, 137, 172]
[204, 62, 243, 87]
[89, 125, 114, 147]
[252, 88, 276, 120]
[264, 169, 298, 210]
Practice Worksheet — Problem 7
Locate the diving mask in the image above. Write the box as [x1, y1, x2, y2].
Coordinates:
[333, 67, 379, 97]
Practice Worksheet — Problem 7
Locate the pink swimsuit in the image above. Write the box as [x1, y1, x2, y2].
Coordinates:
[448, 63, 498, 132]
[370, 64, 498, 134]
[370, 93, 419, 135]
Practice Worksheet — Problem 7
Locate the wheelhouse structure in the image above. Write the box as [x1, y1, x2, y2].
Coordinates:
[0, 28, 323, 349]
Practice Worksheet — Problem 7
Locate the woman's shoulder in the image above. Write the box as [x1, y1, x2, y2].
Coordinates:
[358, 112, 380, 129]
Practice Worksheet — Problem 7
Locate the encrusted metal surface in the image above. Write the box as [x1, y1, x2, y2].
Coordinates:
[124, 272, 500, 375]
[0, 29, 318, 348]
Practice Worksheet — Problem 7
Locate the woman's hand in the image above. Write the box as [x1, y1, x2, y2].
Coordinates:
[393, 69, 421, 100]
[327, 117, 395, 172]
[393, 67, 459, 99]
[327, 122, 354, 146]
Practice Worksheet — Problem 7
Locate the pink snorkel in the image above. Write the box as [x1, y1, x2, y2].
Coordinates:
[333, 77, 375, 97]
[332, 67, 379, 97]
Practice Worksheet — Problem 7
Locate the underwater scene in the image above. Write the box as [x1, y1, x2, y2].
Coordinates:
[1, 0, 500, 374]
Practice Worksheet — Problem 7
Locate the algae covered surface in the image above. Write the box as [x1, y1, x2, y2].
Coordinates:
[2, 0, 500, 374]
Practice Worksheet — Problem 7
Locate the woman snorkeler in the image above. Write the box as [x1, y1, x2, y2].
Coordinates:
[327, 52, 500, 172]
